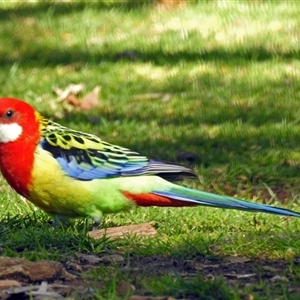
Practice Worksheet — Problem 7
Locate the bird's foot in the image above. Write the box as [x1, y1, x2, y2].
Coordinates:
[92, 220, 100, 231]
[48, 213, 72, 229]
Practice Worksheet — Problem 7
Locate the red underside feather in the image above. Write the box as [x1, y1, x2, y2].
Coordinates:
[123, 191, 197, 207]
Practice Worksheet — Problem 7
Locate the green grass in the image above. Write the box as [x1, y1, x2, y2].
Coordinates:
[1, 1, 300, 299]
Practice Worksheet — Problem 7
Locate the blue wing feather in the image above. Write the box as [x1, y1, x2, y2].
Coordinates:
[54, 152, 146, 180]
[40, 127, 196, 181]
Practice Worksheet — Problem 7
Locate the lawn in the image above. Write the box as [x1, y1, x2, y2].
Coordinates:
[1, 1, 300, 299]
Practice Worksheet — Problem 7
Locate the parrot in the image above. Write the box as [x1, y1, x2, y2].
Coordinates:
[0, 97, 299, 230]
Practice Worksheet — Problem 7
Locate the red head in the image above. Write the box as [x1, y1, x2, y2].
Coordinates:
[0, 98, 40, 143]
[0, 98, 41, 196]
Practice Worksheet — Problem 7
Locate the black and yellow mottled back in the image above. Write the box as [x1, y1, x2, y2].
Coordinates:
[39, 117, 197, 181]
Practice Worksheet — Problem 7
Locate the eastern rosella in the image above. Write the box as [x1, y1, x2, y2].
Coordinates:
[0, 97, 299, 230]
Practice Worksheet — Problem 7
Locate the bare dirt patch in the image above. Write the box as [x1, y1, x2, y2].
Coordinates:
[1, 253, 299, 299]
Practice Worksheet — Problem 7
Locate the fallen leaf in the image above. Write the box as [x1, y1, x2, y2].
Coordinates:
[117, 281, 135, 295]
[54, 83, 85, 102]
[66, 94, 81, 107]
[0, 279, 21, 290]
[80, 86, 101, 111]
[53, 87, 64, 97]
[0, 257, 75, 282]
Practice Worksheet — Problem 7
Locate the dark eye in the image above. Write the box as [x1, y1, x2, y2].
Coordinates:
[4, 109, 14, 119]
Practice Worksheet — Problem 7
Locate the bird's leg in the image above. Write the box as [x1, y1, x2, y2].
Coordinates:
[49, 213, 71, 228]
[91, 210, 103, 231]
[92, 220, 101, 231]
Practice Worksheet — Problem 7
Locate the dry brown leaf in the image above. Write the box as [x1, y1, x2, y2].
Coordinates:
[66, 94, 81, 107]
[80, 86, 101, 110]
[0, 279, 21, 290]
[117, 281, 136, 295]
[54, 83, 85, 102]
[0, 257, 75, 282]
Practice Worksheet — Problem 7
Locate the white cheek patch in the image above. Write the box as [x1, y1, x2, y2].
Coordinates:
[0, 123, 23, 143]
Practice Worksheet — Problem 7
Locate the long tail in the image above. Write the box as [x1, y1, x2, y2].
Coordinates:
[123, 185, 300, 218]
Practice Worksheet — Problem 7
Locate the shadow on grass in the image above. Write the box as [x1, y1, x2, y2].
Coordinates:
[0, 1, 155, 20]
[0, 45, 299, 68]
[39, 70, 300, 151]
[0, 2, 299, 67]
